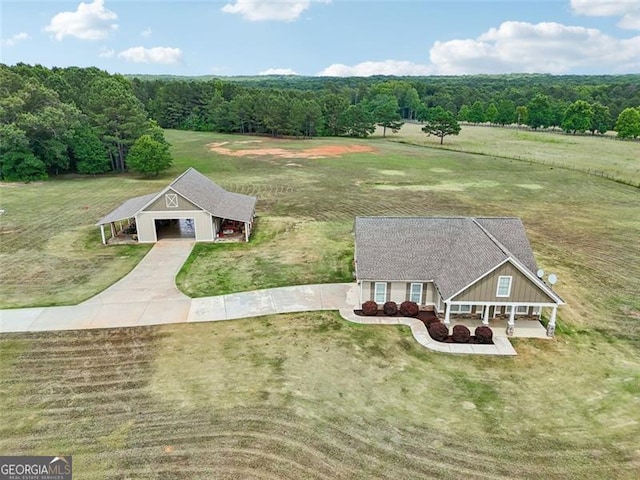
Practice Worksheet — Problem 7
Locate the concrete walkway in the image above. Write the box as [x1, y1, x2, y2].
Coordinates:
[339, 310, 517, 356]
[0, 239, 533, 355]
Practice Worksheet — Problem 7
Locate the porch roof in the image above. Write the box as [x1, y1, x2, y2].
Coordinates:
[96, 192, 157, 225]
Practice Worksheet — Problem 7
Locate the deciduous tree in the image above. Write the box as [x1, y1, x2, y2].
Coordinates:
[562, 100, 593, 134]
[614, 107, 640, 139]
[127, 135, 172, 176]
[589, 102, 611, 135]
[485, 103, 499, 124]
[496, 99, 516, 125]
[527, 94, 551, 129]
[468, 101, 485, 124]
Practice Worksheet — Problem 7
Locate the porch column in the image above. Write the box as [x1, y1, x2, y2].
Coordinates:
[110, 222, 116, 238]
[444, 303, 451, 325]
[100, 224, 106, 245]
[482, 305, 490, 325]
[547, 306, 557, 337]
[506, 305, 515, 336]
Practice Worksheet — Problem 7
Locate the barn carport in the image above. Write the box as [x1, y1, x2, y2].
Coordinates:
[96, 168, 257, 244]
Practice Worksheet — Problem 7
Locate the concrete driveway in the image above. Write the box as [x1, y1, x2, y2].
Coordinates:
[0, 240, 522, 356]
[0, 240, 358, 333]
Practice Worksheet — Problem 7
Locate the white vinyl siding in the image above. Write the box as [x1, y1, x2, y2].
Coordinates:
[374, 282, 387, 304]
[409, 283, 423, 304]
[450, 304, 472, 314]
[496, 276, 512, 297]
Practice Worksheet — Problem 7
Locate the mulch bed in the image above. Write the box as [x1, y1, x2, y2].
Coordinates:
[353, 310, 494, 345]
[354, 309, 438, 322]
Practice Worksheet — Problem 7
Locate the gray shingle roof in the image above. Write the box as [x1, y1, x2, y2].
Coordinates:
[354, 216, 541, 300]
[170, 168, 256, 223]
[96, 192, 158, 225]
[96, 168, 256, 226]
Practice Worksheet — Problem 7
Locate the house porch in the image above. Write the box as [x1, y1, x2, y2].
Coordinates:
[447, 317, 549, 339]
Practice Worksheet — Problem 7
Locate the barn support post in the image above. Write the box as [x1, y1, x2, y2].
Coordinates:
[100, 224, 106, 245]
[110, 222, 116, 238]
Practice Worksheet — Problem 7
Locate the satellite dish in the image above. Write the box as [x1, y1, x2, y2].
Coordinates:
[548, 273, 558, 285]
[536, 269, 545, 278]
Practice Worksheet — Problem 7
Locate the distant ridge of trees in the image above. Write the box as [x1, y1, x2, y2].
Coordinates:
[130, 72, 639, 138]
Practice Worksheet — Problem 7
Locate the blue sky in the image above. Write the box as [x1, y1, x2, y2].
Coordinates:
[1, 1, 639, 76]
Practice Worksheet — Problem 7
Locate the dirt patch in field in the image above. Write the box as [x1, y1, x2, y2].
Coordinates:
[208, 141, 375, 159]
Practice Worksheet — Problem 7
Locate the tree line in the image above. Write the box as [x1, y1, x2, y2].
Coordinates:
[132, 74, 640, 139]
[0, 63, 171, 181]
[2, 64, 639, 181]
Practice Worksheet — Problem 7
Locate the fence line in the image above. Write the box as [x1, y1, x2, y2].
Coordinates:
[458, 122, 640, 142]
[393, 139, 640, 189]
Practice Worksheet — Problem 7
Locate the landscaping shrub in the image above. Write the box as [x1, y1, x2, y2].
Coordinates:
[399, 301, 419, 317]
[362, 301, 378, 316]
[428, 322, 449, 342]
[475, 325, 493, 344]
[423, 316, 440, 327]
[452, 325, 471, 343]
[383, 301, 398, 315]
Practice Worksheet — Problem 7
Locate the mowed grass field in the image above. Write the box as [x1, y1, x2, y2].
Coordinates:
[383, 123, 640, 187]
[1, 128, 639, 478]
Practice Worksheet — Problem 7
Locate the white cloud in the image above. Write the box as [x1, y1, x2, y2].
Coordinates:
[316, 21, 639, 76]
[221, 0, 328, 22]
[117, 46, 183, 64]
[318, 60, 433, 77]
[571, 0, 640, 30]
[141, 27, 152, 38]
[98, 47, 115, 58]
[258, 68, 298, 75]
[429, 21, 640, 74]
[45, 0, 118, 41]
[1, 32, 29, 47]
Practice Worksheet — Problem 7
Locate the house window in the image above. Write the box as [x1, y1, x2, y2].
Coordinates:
[506, 305, 528, 314]
[374, 282, 387, 304]
[409, 283, 423, 304]
[450, 304, 472, 314]
[165, 193, 178, 208]
[496, 276, 512, 297]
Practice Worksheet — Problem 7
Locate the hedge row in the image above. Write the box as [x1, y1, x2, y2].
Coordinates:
[360, 301, 420, 317]
[427, 322, 494, 344]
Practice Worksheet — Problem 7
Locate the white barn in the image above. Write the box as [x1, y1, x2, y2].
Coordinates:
[96, 168, 256, 244]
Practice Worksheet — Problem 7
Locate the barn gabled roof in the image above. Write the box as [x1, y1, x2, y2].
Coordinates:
[168, 168, 256, 223]
[354, 216, 562, 303]
[96, 168, 256, 225]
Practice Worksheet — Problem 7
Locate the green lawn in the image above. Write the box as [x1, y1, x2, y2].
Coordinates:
[1, 129, 639, 478]
[381, 123, 640, 187]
